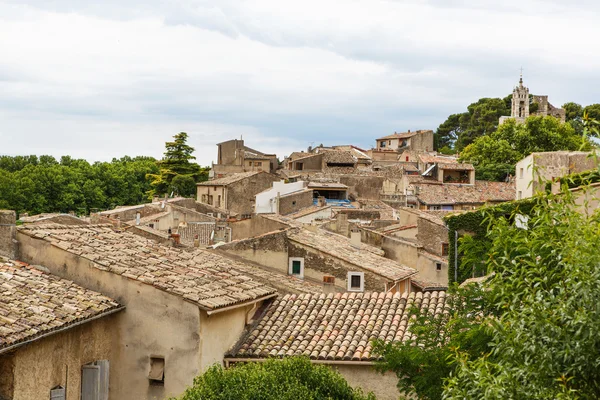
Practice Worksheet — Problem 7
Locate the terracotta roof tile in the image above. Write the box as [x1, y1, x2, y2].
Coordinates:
[18, 224, 277, 311]
[415, 181, 515, 205]
[227, 291, 447, 361]
[0, 260, 122, 351]
[322, 150, 356, 165]
[197, 171, 266, 186]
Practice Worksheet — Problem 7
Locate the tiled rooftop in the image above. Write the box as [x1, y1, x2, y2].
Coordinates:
[418, 154, 460, 164]
[415, 180, 515, 205]
[322, 150, 357, 165]
[377, 131, 419, 140]
[197, 171, 264, 186]
[0, 260, 123, 351]
[18, 224, 278, 311]
[438, 162, 475, 171]
[226, 291, 446, 361]
[287, 229, 416, 281]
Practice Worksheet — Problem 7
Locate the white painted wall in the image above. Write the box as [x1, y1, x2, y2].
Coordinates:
[515, 154, 534, 199]
[255, 181, 307, 214]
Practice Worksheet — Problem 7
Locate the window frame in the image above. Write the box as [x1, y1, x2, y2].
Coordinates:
[347, 272, 364, 292]
[441, 243, 450, 256]
[288, 257, 304, 279]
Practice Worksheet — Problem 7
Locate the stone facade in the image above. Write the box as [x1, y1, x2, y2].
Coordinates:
[0, 210, 17, 260]
[278, 189, 314, 215]
[499, 75, 566, 124]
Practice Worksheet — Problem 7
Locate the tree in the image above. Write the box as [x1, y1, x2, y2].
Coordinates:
[435, 96, 511, 152]
[148, 132, 209, 197]
[444, 181, 600, 399]
[171, 357, 375, 400]
[460, 116, 591, 181]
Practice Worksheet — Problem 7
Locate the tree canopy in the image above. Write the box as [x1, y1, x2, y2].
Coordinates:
[459, 116, 591, 181]
[0, 155, 159, 215]
[172, 357, 375, 400]
[148, 132, 209, 197]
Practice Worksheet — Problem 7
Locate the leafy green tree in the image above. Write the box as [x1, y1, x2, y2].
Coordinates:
[373, 284, 493, 400]
[172, 357, 375, 400]
[563, 102, 583, 122]
[435, 96, 511, 152]
[460, 116, 591, 181]
[148, 132, 209, 197]
[444, 181, 600, 399]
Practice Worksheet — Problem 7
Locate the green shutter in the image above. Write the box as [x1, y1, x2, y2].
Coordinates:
[292, 260, 301, 274]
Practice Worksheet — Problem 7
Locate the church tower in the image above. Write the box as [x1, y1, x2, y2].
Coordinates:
[511, 73, 529, 119]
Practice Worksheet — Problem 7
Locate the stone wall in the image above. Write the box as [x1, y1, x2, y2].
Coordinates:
[416, 217, 448, 257]
[410, 130, 434, 152]
[333, 365, 400, 400]
[227, 173, 280, 215]
[229, 215, 289, 241]
[0, 210, 17, 259]
[339, 175, 385, 200]
[171, 198, 233, 218]
[279, 190, 314, 215]
[216, 230, 289, 271]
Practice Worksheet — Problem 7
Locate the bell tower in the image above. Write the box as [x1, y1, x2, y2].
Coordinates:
[511, 70, 529, 119]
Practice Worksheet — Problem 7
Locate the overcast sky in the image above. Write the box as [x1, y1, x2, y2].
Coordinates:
[1, 0, 598, 165]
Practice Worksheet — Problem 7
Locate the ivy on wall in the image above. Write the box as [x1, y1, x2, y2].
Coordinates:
[444, 198, 537, 283]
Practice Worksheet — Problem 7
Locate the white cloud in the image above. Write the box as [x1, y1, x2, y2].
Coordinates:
[0, 0, 598, 163]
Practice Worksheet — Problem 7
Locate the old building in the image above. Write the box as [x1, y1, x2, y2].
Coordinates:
[286, 149, 358, 174]
[196, 171, 280, 217]
[212, 139, 278, 177]
[418, 154, 475, 185]
[515, 151, 597, 199]
[254, 181, 313, 215]
[372, 130, 434, 154]
[0, 259, 123, 400]
[15, 224, 290, 400]
[409, 180, 515, 211]
[216, 225, 417, 294]
[499, 74, 566, 125]
[225, 290, 447, 400]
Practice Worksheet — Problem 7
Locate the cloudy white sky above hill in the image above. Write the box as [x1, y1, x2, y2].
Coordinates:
[1, 0, 598, 165]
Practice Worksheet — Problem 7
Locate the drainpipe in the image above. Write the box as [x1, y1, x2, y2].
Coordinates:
[454, 230, 458, 282]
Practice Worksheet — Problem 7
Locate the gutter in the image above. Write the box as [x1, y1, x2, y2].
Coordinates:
[204, 293, 278, 316]
[0, 305, 125, 355]
[223, 357, 375, 366]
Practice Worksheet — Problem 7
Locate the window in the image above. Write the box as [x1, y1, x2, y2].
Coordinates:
[429, 205, 441, 211]
[436, 262, 442, 271]
[441, 243, 449, 256]
[201, 194, 207, 203]
[517, 191, 522, 200]
[148, 223, 154, 229]
[380, 141, 386, 148]
[256, 162, 262, 167]
[149, 357, 165, 386]
[81, 360, 109, 400]
[50, 386, 66, 400]
[288, 257, 304, 278]
[208, 195, 213, 205]
[347, 272, 364, 292]
[405, 156, 409, 161]
[519, 168, 524, 179]
[213, 186, 217, 191]
[217, 195, 221, 208]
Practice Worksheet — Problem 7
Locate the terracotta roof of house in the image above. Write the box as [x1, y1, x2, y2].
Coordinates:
[18, 224, 278, 312]
[418, 154, 460, 164]
[226, 291, 447, 361]
[307, 182, 348, 190]
[283, 205, 333, 219]
[287, 229, 416, 281]
[197, 171, 268, 186]
[323, 150, 356, 165]
[411, 278, 448, 291]
[415, 181, 515, 205]
[0, 260, 123, 352]
[438, 162, 475, 171]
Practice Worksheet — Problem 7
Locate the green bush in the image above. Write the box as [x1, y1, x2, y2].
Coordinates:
[172, 357, 376, 400]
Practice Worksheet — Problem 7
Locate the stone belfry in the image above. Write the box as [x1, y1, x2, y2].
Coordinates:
[511, 72, 529, 118]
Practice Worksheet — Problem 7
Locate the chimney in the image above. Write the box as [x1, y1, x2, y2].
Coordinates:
[0, 210, 17, 259]
[317, 196, 326, 207]
[408, 129, 411, 133]
[323, 275, 336, 294]
[337, 213, 349, 236]
[193, 234, 200, 248]
[135, 212, 141, 226]
[350, 227, 361, 249]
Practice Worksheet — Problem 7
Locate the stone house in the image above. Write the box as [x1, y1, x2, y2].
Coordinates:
[409, 180, 515, 211]
[196, 171, 280, 217]
[286, 150, 358, 174]
[418, 154, 475, 185]
[15, 224, 290, 400]
[515, 151, 597, 200]
[216, 226, 417, 294]
[212, 139, 278, 177]
[225, 290, 447, 400]
[0, 259, 124, 400]
[254, 180, 314, 215]
[373, 130, 433, 153]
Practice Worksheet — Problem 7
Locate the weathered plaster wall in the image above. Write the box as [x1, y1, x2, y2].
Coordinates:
[4, 315, 117, 400]
[279, 190, 314, 216]
[333, 364, 401, 400]
[0, 352, 14, 400]
[416, 218, 448, 257]
[217, 231, 289, 271]
[227, 173, 280, 215]
[339, 176, 385, 200]
[197, 185, 227, 209]
[229, 215, 289, 241]
[288, 241, 389, 291]
[0, 210, 16, 259]
[17, 232, 202, 400]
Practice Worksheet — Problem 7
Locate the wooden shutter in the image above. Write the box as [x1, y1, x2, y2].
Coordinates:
[50, 386, 66, 400]
[81, 365, 100, 400]
[96, 360, 110, 400]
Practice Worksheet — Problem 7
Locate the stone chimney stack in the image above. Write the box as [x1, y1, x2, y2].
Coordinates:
[0, 210, 17, 260]
[337, 213, 349, 236]
[350, 227, 361, 249]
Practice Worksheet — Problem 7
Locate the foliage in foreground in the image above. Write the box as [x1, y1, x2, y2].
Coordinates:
[173, 357, 376, 400]
[377, 178, 600, 399]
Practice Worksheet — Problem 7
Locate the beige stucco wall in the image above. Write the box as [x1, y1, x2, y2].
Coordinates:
[2, 315, 117, 400]
[333, 364, 401, 400]
[197, 185, 227, 209]
[17, 232, 202, 400]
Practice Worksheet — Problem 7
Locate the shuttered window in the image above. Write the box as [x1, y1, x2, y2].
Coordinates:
[50, 386, 65, 400]
[81, 360, 109, 400]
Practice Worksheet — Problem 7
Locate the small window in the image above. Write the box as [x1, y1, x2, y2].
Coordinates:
[256, 162, 262, 167]
[149, 357, 165, 386]
[441, 243, 450, 256]
[347, 272, 364, 292]
[436, 262, 442, 271]
[213, 186, 217, 191]
[288, 257, 304, 278]
[148, 223, 154, 229]
[519, 168, 524, 179]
